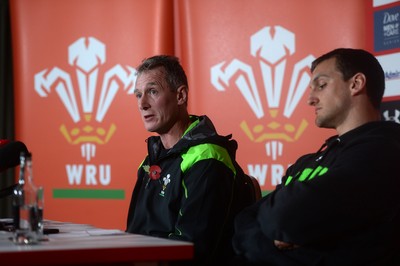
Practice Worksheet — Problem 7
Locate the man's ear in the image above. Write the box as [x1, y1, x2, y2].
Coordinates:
[176, 85, 188, 105]
[350, 73, 366, 96]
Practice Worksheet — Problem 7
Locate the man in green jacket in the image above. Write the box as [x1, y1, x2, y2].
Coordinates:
[126, 55, 254, 265]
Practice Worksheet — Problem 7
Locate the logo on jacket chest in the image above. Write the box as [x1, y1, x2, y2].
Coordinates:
[143, 164, 171, 197]
[160, 174, 171, 197]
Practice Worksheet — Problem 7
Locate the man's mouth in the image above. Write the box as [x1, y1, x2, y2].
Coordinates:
[143, 114, 154, 121]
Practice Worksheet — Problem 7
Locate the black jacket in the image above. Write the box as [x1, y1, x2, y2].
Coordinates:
[127, 115, 254, 265]
[233, 121, 400, 266]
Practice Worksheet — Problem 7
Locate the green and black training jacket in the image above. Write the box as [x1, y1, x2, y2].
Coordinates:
[233, 121, 400, 266]
[126, 115, 253, 264]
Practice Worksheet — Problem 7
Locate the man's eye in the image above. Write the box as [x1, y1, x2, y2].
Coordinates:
[134, 93, 142, 99]
[149, 89, 158, 95]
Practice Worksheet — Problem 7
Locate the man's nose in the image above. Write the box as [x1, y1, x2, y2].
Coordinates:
[138, 95, 150, 110]
[307, 91, 318, 106]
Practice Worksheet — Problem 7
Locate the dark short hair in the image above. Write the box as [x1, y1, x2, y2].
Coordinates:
[136, 55, 188, 92]
[311, 48, 385, 109]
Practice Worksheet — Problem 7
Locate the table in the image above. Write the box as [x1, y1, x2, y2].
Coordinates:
[0, 220, 193, 265]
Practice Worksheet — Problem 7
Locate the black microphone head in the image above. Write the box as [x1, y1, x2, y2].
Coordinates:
[0, 140, 29, 172]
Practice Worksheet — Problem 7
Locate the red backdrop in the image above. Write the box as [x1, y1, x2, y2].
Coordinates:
[10, 0, 393, 230]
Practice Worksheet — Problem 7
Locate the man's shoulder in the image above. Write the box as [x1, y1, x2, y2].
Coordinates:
[363, 121, 400, 140]
[341, 121, 400, 140]
[338, 121, 400, 155]
[184, 142, 231, 159]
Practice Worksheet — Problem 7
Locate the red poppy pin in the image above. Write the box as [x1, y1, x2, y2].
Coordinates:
[149, 165, 162, 180]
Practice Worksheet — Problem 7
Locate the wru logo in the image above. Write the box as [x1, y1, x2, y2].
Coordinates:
[34, 37, 137, 162]
[211, 25, 315, 161]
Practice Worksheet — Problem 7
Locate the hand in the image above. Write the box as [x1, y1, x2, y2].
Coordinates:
[274, 240, 300, 250]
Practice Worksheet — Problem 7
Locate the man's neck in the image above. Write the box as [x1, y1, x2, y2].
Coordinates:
[159, 115, 192, 149]
[336, 107, 381, 136]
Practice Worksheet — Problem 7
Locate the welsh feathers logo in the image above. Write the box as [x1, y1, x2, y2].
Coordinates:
[33, 37, 136, 199]
[211, 26, 315, 187]
[34, 37, 137, 162]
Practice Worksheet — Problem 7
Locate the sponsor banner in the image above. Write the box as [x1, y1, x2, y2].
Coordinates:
[374, 4, 400, 52]
[175, 0, 368, 192]
[11, 0, 174, 229]
[377, 52, 400, 98]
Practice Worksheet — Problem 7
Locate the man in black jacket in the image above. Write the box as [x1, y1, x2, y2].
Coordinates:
[126, 55, 254, 265]
[232, 48, 400, 265]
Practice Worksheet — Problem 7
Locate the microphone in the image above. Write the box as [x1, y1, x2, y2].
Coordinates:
[0, 140, 29, 172]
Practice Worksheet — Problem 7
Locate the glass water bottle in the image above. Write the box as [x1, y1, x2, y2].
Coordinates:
[13, 152, 39, 244]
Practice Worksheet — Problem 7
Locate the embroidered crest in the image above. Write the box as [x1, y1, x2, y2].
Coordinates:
[159, 174, 171, 197]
